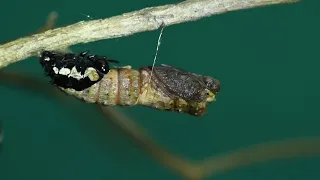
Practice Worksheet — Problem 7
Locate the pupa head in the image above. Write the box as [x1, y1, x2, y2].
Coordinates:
[202, 76, 220, 94]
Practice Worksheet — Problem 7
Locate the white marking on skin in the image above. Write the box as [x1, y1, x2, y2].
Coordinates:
[120, 65, 132, 69]
[84, 67, 99, 81]
[53, 67, 59, 74]
[68, 67, 83, 80]
[59, 67, 71, 75]
[44, 57, 50, 61]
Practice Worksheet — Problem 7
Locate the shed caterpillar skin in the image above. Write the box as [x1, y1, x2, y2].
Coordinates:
[59, 64, 220, 116]
[40, 50, 119, 91]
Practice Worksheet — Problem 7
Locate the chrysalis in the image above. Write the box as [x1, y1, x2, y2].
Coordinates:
[57, 64, 220, 116]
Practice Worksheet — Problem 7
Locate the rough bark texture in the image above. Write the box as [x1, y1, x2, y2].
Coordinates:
[0, 0, 299, 69]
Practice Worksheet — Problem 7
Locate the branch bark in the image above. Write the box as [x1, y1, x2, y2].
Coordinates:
[0, 0, 299, 68]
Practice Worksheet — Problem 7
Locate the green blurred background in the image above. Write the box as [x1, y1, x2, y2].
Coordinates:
[0, 0, 319, 179]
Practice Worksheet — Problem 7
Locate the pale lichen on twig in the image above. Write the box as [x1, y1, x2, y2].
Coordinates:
[0, 0, 299, 69]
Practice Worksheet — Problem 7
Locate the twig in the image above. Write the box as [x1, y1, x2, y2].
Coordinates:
[0, 0, 299, 68]
[37, 11, 58, 33]
[0, 71, 67, 101]
[1, 71, 319, 179]
[100, 106, 200, 179]
[197, 137, 320, 178]
[0, 70, 199, 179]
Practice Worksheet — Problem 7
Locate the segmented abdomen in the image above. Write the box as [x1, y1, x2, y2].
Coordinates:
[60, 67, 216, 116]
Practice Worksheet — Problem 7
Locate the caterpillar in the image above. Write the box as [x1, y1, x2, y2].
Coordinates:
[58, 64, 220, 116]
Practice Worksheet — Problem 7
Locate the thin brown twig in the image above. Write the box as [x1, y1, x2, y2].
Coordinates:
[197, 137, 320, 178]
[37, 11, 58, 33]
[1, 71, 320, 179]
[0, 71, 66, 101]
[0, 70, 200, 179]
[100, 106, 201, 179]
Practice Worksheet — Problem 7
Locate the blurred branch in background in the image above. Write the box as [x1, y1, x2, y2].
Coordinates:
[100, 107, 198, 178]
[198, 137, 320, 178]
[37, 11, 58, 33]
[1, 71, 319, 180]
[0, 71, 66, 101]
[0, 0, 300, 68]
